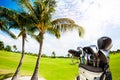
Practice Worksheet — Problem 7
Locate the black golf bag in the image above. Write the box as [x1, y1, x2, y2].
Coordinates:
[68, 36, 112, 80]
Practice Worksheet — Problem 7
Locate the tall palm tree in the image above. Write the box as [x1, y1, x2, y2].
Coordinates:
[12, 0, 58, 80]
[0, 6, 33, 80]
[11, 13, 35, 80]
[12, 0, 84, 80]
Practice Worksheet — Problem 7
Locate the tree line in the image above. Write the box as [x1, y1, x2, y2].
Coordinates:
[110, 49, 120, 54]
[0, 40, 17, 52]
[0, 40, 71, 58]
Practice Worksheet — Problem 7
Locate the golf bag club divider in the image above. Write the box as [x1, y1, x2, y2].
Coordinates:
[68, 36, 112, 80]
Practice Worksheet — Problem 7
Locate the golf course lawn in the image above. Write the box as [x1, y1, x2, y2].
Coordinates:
[0, 50, 120, 80]
[0, 50, 78, 80]
[110, 53, 120, 80]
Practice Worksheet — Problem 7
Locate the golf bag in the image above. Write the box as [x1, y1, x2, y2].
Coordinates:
[68, 36, 112, 80]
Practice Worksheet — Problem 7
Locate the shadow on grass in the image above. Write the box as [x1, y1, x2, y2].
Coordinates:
[0, 73, 13, 80]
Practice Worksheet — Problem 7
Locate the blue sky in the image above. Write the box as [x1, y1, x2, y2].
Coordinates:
[0, 0, 19, 10]
[0, 0, 120, 56]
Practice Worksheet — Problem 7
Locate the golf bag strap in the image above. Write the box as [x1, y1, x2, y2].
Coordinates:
[100, 71, 112, 80]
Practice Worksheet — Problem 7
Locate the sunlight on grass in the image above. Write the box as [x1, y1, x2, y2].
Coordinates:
[110, 54, 120, 80]
[0, 51, 78, 80]
[0, 50, 120, 80]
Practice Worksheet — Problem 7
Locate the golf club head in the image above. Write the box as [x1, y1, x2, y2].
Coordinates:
[68, 49, 81, 57]
[97, 36, 112, 50]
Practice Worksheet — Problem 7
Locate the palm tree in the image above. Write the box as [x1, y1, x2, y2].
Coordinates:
[0, 6, 33, 80]
[12, 0, 57, 80]
[11, 13, 36, 80]
[12, 0, 84, 80]
[11, 27, 26, 80]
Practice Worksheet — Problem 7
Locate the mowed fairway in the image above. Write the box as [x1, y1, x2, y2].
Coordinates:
[0, 50, 120, 80]
[110, 53, 120, 80]
[0, 51, 78, 80]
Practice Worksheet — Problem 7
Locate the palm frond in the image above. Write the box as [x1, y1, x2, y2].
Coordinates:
[52, 18, 85, 37]
[0, 6, 20, 26]
[52, 18, 75, 25]
[5, 28, 17, 39]
[13, 0, 34, 13]
[13, 0, 40, 23]
[78, 26, 84, 37]
[0, 22, 16, 39]
[47, 27, 60, 39]
[28, 32, 40, 43]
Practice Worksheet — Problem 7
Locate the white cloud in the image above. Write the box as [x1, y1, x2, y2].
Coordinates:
[43, 30, 81, 56]
[1, 0, 120, 56]
[52, 0, 120, 55]
[112, 39, 120, 51]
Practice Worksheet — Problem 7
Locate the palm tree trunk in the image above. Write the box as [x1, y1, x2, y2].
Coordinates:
[31, 33, 44, 80]
[11, 35, 25, 80]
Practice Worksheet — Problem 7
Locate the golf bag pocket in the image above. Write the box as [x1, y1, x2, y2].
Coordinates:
[79, 64, 103, 80]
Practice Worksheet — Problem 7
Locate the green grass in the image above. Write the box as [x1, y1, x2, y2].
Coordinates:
[0, 50, 78, 80]
[0, 50, 120, 80]
[110, 54, 120, 80]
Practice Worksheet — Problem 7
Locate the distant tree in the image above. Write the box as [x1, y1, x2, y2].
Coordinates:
[117, 49, 120, 53]
[41, 54, 47, 57]
[13, 45, 17, 52]
[57, 56, 65, 58]
[5, 45, 12, 51]
[0, 41, 4, 50]
[67, 53, 70, 58]
[52, 51, 56, 58]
